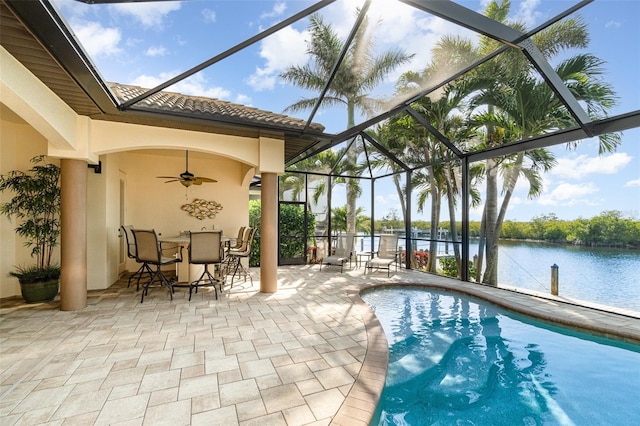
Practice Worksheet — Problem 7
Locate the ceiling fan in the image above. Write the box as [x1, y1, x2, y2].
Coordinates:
[157, 150, 217, 187]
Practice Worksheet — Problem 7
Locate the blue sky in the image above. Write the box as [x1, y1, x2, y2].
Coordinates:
[52, 0, 639, 222]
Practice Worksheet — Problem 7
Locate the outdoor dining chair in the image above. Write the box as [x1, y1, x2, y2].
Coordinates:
[188, 230, 225, 300]
[132, 229, 182, 303]
[319, 233, 355, 272]
[227, 226, 257, 286]
[121, 225, 152, 290]
[365, 233, 399, 277]
[228, 226, 246, 251]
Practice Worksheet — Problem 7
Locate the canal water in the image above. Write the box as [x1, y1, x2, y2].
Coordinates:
[357, 236, 640, 312]
[486, 240, 640, 312]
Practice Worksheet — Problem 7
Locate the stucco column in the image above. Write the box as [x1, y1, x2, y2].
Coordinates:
[60, 159, 87, 310]
[260, 172, 277, 293]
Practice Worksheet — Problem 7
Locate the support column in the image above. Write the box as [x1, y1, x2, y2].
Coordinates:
[60, 159, 87, 310]
[260, 172, 277, 293]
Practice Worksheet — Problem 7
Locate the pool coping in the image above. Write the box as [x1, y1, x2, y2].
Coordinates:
[331, 279, 640, 426]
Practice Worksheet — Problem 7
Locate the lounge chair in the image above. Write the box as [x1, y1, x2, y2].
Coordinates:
[365, 233, 399, 277]
[320, 233, 355, 272]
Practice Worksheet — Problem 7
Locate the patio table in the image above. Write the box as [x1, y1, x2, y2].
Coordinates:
[356, 251, 375, 268]
[159, 234, 230, 282]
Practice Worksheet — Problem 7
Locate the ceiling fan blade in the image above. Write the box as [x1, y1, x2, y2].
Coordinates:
[159, 151, 217, 185]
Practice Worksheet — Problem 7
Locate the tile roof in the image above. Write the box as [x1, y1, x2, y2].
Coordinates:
[108, 83, 325, 133]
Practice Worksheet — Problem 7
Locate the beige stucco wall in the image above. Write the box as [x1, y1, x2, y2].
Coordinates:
[0, 113, 61, 298]
[1, 47, 77, 151]
[118, 150, 250, 276]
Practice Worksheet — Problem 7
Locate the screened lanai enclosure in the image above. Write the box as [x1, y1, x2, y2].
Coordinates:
[265, 0, 639, 303]
[8, 0, 639, 308]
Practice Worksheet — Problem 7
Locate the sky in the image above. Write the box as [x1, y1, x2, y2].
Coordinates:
[52, 0, 640, 222]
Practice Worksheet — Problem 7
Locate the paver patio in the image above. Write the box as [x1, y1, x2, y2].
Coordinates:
[1, 265, 638, 425]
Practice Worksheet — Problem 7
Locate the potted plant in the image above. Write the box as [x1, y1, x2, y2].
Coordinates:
[0, 155, 61, 303]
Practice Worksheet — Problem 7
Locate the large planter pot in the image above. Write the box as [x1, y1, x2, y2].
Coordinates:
[19, 278, 60, 303]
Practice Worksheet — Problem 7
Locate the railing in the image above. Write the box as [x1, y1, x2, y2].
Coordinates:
[309, 232, 462, 268]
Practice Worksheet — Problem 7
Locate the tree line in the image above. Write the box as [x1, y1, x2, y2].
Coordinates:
[372, 210, 639, 249]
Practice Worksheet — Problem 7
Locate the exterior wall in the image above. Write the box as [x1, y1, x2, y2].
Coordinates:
[85, 120, 258, 166]
[0, 115, 59, 298]
[119, 150, 249, 276]
[86, 154, 110, 290]
[259, 136, 285, 174]
[1, 47, 77, 151]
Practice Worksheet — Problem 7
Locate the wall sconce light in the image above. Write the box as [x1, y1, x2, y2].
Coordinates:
[88, 161, 102, 174]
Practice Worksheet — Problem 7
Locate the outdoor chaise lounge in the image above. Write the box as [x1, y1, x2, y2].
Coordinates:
[320, 233, 355, 272]
[365, 233, 399, 277]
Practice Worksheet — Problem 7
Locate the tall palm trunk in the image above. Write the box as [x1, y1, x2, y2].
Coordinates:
[475, 208, 486, 282]
[444, 165, 461, 276]
[481, 158, 499, 285]
[483, 152, 526, 285]
[495, 152, 524, 235]
[422, 147, 440, 272]
[346, 102, 357, 234]
[393, 173, 407, 222]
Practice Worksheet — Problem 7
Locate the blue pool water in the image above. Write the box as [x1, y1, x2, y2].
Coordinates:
[362, 287, 640, 425]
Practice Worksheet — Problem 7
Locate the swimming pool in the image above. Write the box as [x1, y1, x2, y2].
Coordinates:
[362, 287, 640, 425]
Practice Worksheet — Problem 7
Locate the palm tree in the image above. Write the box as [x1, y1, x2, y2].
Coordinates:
[280, 10, 413, 234]
[331, 205, 369, 234]
[375, 36, 483, 273]
[467, 2, 619, 284]
[284, 150, 341, 241]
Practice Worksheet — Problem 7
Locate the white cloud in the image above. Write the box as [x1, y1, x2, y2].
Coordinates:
[551, 153, 632, 180]
[537, 182, 600, 206]
[605, 20, 622, 29]
[202, 8, 216, 24]
[235, 94, 253, 106]
[130, 74, 165, 88]
[247, 26, 309, 91]
[260, 2, 286, 20]
[109, 2, 181, 29]
[145, 46, 167, 57]
[72, 21, 122, 58]
[510, 196, 524, 206]
[625, 178, 640, 188]
[514, 0, 543, 29]
[246, 71, 277, 92]
[132, 73, 231, 100]
[52, 0, 89, 17]
[375, 195, 388, 204]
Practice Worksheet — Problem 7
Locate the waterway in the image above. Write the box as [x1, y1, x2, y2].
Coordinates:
[482, 240, 640, 312]
[357, 236, 640, 312]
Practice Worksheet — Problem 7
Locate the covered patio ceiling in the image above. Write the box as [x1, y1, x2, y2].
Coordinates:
[1, 0, 638, 171]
